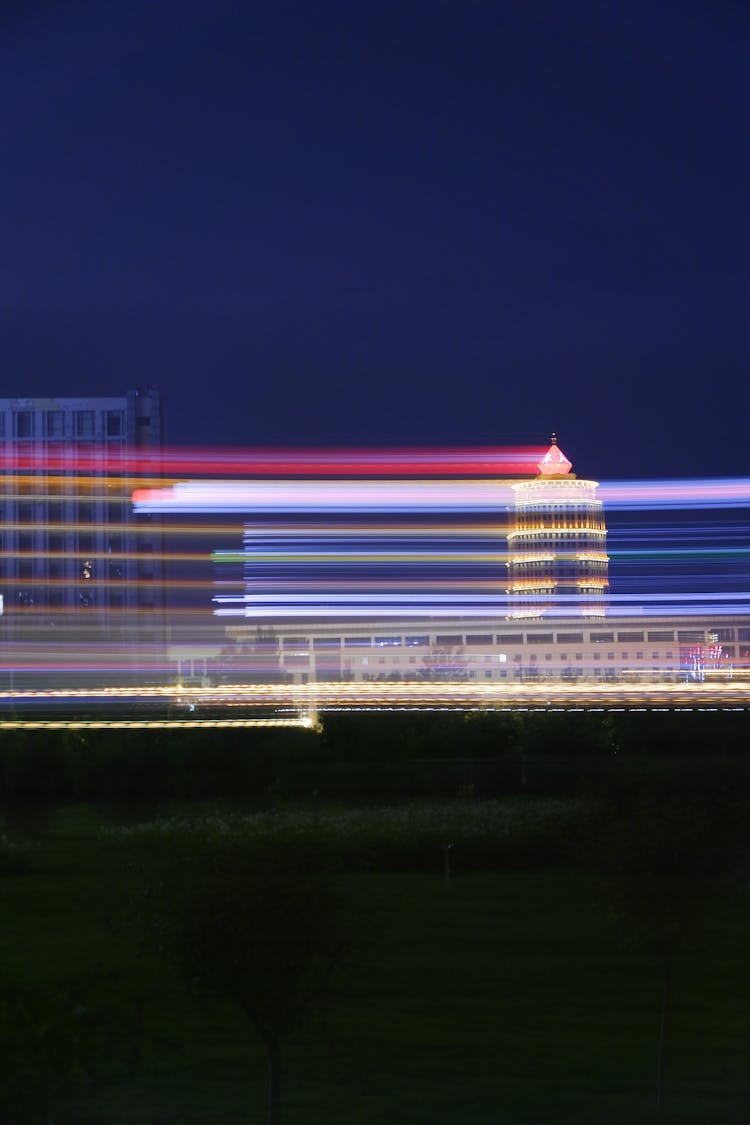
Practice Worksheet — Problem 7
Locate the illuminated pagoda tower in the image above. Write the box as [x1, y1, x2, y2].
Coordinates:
[506, 435, 608, 618]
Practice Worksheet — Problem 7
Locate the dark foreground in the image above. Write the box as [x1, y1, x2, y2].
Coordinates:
[3, 713, 750, 1123]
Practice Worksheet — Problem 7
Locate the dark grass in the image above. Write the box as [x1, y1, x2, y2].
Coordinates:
[3, 804, 750, 1122]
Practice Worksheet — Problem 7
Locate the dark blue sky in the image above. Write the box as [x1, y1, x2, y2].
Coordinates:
[2, 1, 748, 478]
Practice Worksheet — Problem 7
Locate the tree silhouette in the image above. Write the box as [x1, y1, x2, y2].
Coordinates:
[126, 827, 349, 1125]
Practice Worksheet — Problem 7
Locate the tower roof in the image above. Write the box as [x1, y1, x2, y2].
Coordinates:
[537, 433, 572, 477]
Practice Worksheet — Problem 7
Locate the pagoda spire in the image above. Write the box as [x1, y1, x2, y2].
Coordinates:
[537, 434, 572, 477]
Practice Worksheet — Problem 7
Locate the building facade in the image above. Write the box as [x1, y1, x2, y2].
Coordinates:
[0, 389, 164, 686]
[507, 436, 609, 618]
[196, 613, 746, 687]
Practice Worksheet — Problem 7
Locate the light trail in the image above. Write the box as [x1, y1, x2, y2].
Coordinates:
[134, 476, 750, 514]
[0, 445, 542, 476]
[0, 718, 314, 730]
[0, 679, 747, 711]
[2, 444, 750, 715]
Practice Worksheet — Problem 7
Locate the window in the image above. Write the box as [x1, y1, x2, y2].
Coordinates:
[14, 411, 33, 439]
[618, 631, 644, 642]
[466, 634, 492, 645]
[75, 411, 95, 439]
[558, 632, 583, 643]
[48, 502, 63, 523]
[405, 635, 429, 646]
[375, 636, 401, 647]
[106, 410, 124, 438]
[575, 653, 583, 661]
[636, 652, 644, 660]
[496, 633, 523, 644]
[44, 411, 64, 439]
[648, 630, 674, 642]
[527, 633, 554, 644]
[435, 635, 461, 645]
[593, 652, 601, 660]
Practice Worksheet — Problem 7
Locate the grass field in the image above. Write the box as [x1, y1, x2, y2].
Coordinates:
[3, 801, 750, 1123]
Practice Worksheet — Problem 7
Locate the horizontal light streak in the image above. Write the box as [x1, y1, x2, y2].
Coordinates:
[0, 718, 314, 730]
[134, 480, 522, 513]
[134, 476, 750, 515]
[0, 445, 542, 476]
[0, 680, 747, 714]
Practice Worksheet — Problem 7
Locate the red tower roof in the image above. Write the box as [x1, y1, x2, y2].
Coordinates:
[537, 434, 572, 477]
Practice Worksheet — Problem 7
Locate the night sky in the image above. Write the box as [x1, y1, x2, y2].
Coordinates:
[3, 1, 749, 480]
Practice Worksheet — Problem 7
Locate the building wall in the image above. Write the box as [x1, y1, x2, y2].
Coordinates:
[0, 389, 165, 685]
[507, 477, 609, 618]
[212, 616, 747, 685]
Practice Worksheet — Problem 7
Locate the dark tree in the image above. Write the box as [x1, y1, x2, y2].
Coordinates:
[126, 826, 350, 1125]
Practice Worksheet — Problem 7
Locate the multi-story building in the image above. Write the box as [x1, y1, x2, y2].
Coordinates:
[202, 613, 746, 687]
[507, 435, 609, 618]
[190, 437, 745, 688]
[0, 389, 164, 687]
